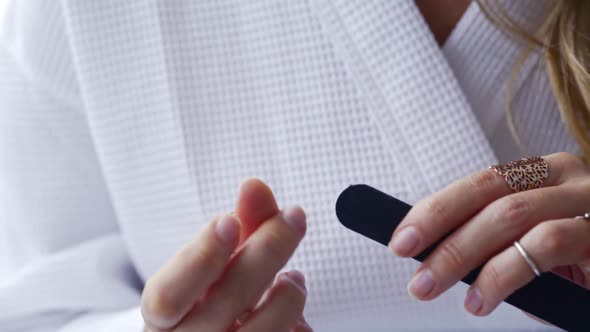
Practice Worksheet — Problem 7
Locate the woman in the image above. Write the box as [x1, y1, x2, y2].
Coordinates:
[1, 0, 589, 331]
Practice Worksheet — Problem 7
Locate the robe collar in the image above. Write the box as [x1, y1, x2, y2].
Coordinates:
[312, 0, 498, 200]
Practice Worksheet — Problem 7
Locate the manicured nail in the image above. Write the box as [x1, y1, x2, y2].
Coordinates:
[282, 205, 306, 234]
[465, 287, 483, 315]
[390, 227, 419, 256]
[216, 215, 240, 247]
[281, 270, 307, 294]
[408, 268, 435, 298]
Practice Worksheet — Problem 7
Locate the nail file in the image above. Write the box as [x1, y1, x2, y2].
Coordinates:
[335, 184, 588, 332]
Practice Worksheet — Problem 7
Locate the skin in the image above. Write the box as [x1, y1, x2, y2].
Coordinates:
[141, 178, 313, 332]
[389, 152, 590, 317]
[415, 0, 472, 45]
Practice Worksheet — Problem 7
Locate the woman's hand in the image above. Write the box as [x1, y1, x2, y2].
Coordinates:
[141, 179, 312, 332]
[389, 152, 590, 317]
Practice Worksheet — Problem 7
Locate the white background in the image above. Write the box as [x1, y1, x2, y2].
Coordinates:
[0, 0, 8, 277]
[0, 1, 6, 26]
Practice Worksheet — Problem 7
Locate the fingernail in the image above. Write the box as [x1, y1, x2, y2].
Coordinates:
[390, 227, 419, 256]
[216, 215, 240, 247]
[282, 270, 307, 294]
[408, 268, 435, 299]
[285, 270, 306, 287]
[282, 205, 306, 234]
[465, 287, 483, 314]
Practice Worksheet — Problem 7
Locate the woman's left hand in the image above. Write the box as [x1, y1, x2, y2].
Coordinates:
[388, 152, 590, 316]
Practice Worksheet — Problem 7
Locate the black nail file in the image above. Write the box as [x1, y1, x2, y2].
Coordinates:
[335, 184, 589, 332]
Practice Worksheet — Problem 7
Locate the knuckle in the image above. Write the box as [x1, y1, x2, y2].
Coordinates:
[566, 179, 590, 199]
[258, 228, 288, 261]
[555, 151, 582, 166]
[555, 152, 585, 173]
[481, 263, 506, 295]
[191, 243, 228, 273]
[194, 246, 227, 272]
[495, 196, 530, 229]
[422, 197, 450, 225]
[536, 223, 568, 256]
[141, 278, 178, 322]
[469, 170, 499, 190]
[438, 240, 466, 270]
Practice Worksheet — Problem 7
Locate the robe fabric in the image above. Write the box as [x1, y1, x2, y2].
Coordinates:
[0, 0, 578, 331]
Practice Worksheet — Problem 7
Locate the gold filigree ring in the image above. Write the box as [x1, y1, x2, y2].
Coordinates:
[489, 156, 550, 193]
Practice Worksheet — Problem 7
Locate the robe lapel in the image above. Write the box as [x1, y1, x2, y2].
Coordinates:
[61, 1, 204, 279]
[312, 0, 498, 199]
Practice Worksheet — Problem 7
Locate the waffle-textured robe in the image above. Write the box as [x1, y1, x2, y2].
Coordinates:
[0, 0, 578, 331]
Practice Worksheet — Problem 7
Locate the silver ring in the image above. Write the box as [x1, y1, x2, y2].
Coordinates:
[514, 241, 541, 277]
[574, 213, 590, 221]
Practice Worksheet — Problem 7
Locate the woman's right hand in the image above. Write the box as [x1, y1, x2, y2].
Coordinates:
[141, 178, 312, 332]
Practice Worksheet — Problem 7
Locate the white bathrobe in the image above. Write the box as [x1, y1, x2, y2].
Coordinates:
[0, 0, 579, 331]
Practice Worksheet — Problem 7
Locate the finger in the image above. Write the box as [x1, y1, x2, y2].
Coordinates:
[465, 217, 590, 316]
[238, 270, 307, 332]
[389, 152, 583, 258]
[141, 215, 240, 330]
[177, 205, 307, 331]
[291, 316, 314, 332]
[228, 313, 314, 332]
[235, 178, 279, 243]
[553, 264, 590, 288]
[407, 181, 590, 300]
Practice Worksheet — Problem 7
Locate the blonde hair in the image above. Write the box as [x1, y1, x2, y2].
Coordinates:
[479, 0, 590, 164]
